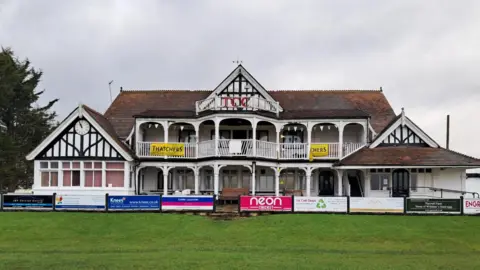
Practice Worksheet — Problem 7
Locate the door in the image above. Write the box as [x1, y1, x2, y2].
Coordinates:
[318, 171, 335, 196]
[392, 169, 410, 197]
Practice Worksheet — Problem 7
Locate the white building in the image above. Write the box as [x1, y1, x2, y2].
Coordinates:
[26, 65, 480, 199]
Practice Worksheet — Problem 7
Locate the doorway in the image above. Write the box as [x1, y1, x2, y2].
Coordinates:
[318, 171, 335, 196]
[392, 169, 410, 197]
[348, 172, 363, 197]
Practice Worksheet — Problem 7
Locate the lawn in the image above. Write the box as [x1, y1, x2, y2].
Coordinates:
[0, 212, 479, 269]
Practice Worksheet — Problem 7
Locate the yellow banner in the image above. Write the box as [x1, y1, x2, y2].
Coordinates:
[309, 144, 329, 161]
[149, 143, 185, 157]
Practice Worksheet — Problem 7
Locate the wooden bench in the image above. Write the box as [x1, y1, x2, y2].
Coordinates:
[284, 189, 303, 196]
[219, 188, 249, 204]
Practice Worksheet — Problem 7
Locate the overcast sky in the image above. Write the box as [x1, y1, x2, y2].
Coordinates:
[1, 0, 479, 158]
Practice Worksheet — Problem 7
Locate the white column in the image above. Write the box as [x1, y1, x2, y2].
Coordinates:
[336, 170, 344, 196]
[215, 119, 219, 156]
[194, 167, 199, 194]
[306, 169, 311, 197]
[195, 127, 199, 158]
[80, 161, 85, 188]
[338, 122, 344, 158]
[275, 168, 280, 196]
[252, 124, 257, 157]
[276, 126, 281, 159]
[214, 164, 219, 195]
[123, 161, 129, 189]
[163, 166, 169, 195]
[251, 165, 256, 195]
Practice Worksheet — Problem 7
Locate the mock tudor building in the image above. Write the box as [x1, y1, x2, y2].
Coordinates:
[26, 65, 480, 198]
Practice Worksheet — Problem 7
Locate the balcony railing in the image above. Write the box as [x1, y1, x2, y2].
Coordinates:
[136, 140, 365, 160]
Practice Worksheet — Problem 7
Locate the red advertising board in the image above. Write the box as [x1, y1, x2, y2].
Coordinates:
[239, 196, 292, 212]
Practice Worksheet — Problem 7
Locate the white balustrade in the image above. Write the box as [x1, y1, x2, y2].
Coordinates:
[136, 140, 363, 159]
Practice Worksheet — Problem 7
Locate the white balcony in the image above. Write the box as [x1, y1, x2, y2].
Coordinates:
[136, 140, 364, 160]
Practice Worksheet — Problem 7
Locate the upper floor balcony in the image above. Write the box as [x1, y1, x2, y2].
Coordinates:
[134, 117, 367, 161]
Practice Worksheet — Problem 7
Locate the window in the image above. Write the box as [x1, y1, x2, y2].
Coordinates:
[178, 130, 196, 143]
[63, 162, 81, 187]
[242, 170, 250, 189]
[370, 170, 390, 191]
[410, 168, 432, 192]
[203, 170, 213, 190]
[84, 162, 102, 187]
[106, 162, 124, 187]
[222, 170, 238, 188]
[282, 130, 303, 143]
[258, 175, 274, 191]
[39, 161, 59, 187]
[210, 130, 231, 140]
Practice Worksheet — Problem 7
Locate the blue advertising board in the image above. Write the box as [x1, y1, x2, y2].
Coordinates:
[108, 195, 161, 210]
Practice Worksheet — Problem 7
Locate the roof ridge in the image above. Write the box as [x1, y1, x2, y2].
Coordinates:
[119, 89, 382, 93]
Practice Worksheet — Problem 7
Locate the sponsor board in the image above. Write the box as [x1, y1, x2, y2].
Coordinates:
[406, 198, 461, 214]
[350, 197, 404, 213]
[108, 195, 160, 210]
[55, 194, 105, 210]
[2, 195, 53, 209]
[464, 199, 480, 214]
[294, 197, 347, 212]
[150, 143, 185, 156]
[239, 196, 292, 212]
[161, 195, 214, 211]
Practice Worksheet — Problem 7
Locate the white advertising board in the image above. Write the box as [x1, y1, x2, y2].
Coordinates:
[464, 198, 480, 215]
[294, 197, 347, 213]
[350, 197, 404, 213]
[55, 194, 105, 210]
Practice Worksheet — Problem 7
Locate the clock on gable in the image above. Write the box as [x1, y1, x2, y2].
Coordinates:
[74, 120, 90, 135]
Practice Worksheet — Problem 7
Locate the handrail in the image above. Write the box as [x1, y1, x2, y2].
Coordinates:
[396, 186, 480, 198]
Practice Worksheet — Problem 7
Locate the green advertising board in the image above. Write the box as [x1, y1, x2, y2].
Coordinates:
[406, 198, 461, 214]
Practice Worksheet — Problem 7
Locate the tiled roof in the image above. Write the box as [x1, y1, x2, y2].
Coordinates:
[337, 146, 480, 167]
[82, 105, 134, 156]
[104, 90, 395, 138]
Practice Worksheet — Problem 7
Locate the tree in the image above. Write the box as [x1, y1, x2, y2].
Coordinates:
[0, 47, 58, 193]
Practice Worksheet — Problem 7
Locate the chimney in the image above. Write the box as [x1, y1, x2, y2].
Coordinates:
[446, 115, 450, 149]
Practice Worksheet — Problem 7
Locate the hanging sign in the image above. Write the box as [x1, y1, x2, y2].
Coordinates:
[149, 143, 185, 156]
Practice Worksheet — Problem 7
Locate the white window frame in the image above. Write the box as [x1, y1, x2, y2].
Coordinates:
[39, 161, 59, 187]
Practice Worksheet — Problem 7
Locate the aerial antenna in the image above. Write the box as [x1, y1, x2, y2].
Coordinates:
[108, 80, 114, 103]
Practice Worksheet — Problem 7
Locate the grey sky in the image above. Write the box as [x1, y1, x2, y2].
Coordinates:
[1, 0, 479, 157]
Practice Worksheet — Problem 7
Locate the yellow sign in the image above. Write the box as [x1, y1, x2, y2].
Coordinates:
[309, 144, 329, 161]
[150, 143, 185, 157]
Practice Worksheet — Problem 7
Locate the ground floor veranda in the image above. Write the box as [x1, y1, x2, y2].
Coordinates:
[136, 161, 470, 199]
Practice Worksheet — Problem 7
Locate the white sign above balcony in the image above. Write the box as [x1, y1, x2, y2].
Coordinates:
[196, 95, 280, 115]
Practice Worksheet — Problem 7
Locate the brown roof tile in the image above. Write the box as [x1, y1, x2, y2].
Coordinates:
[83, 105, 134, 157]
[104, 90, 395, 138]
[337, 146, 480, 167]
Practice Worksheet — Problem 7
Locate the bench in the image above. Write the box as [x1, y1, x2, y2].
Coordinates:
[284, 189, 303, 196]
[219, 188, 249, 204]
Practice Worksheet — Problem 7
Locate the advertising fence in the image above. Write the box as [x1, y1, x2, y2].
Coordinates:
[464, 198, 480, 215]
[350, 197, 404, 213]
[406, 198, 462, 214]
[0, 194, 477, 215]
[294, 197, 347, 213]
[2, 195, 53, 210]
[108, 195, 161, 211]
[161, 195, 215, 211]
[55, 194, 106, 210]
[240, 196, 293, 212]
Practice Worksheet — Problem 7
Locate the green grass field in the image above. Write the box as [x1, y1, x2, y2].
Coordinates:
[0, 213, 479, 269]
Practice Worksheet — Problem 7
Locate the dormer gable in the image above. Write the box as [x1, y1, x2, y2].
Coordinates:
[369, 108, 439, 148]
[195, 64, 283, 115]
